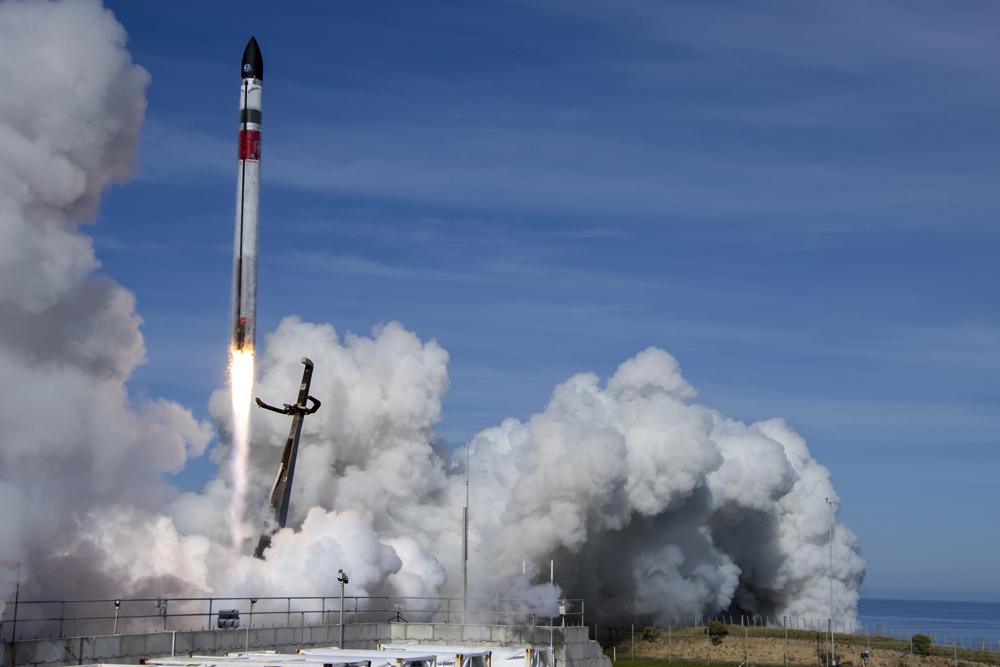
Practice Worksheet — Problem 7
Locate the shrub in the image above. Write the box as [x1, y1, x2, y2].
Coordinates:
[641, 626, 661, 642]
[912, 634, 932, 656]
[707, 620, 728, 645]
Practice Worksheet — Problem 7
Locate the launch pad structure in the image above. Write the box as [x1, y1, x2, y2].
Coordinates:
[253, 357, 321, 559]
[0, 595, 604, 667]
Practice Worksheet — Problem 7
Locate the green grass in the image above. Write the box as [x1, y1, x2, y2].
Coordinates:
[605, 659, 745, 667]
[604, 658, 814, 667]
[613, 625, 1000, 667]
[708, 624, 1000, 665]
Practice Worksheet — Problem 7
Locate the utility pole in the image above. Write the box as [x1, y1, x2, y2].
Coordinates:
[462, 444, 470, 624]
[550, 560, 555, 656]
[11, 565, 21, 643]
[825, 498, 836, 667]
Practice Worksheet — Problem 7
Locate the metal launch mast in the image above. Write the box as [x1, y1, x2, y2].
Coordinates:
[253, 357, 321, 559]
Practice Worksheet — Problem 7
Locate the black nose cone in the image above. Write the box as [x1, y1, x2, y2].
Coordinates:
[241, 36, 263, 81]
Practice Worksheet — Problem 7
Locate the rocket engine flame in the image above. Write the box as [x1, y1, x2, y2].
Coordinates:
[228, 348, 255, 549]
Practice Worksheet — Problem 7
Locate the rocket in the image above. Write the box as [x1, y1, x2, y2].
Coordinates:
[231, 36, 263, 353]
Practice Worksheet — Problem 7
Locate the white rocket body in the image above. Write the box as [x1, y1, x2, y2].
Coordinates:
[231, 38, 263, 353]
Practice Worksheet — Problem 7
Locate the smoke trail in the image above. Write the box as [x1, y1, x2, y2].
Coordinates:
[228, 349, 255, 549]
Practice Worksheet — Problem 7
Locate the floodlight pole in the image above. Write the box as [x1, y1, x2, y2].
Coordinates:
[11, 570, 20, 643]
[550, 560, 555, 655]
[462, 444, 470, 624]
[338, 569, 348, 648]
[826, 497, 836, 667]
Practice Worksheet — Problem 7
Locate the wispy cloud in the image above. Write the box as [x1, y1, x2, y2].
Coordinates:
[135, 0, 1000, 236]
[707, 392, 1000, 446]
[276, 250, 478, 284]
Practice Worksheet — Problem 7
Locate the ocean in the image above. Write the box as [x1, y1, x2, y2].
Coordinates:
[858, 598, 1000, 649]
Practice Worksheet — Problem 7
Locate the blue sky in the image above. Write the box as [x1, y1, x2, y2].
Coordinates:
[97, 1, 999, 600]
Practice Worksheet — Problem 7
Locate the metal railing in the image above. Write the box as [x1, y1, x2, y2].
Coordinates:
[0, 595, 585, 642]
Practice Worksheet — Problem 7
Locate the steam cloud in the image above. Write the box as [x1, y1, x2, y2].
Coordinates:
[0, 0, 864, 629]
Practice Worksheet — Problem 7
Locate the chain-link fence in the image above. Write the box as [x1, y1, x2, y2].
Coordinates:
[600, 616, 1000, 667]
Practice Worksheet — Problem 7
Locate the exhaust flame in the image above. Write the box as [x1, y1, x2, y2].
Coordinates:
[228, 348, 255, 549]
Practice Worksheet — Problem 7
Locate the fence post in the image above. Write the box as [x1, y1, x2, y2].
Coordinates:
[744, 624, 749, 667]
[631, 624, 634, 661]
[668, 626, 672, 662]
[784, 616, 788, 667]
[207, 598, 213, 630]
[706, 619, 711, 665]
[287, 598, 291, 625]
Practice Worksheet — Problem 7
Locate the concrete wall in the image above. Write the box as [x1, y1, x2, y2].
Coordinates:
[1, 623, 611, 667]
[1, 622, 388, 667]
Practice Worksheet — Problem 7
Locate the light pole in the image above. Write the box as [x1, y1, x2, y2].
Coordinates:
[337, 569, 349, 649]
[462, 444, 470, 625]
[825, 498, 836, 667]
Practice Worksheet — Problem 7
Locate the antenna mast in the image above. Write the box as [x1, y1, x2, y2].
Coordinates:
[462, 442, 470, 621]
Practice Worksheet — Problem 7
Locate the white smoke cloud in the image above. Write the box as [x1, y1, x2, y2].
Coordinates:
[0, 0, 865, 631]
[457, 348, 864, 623]
[0, 0, 210, 600]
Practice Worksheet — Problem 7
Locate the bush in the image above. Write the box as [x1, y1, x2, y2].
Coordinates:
[641, 626, 661, 642]
[707, 620, 728, 645]
[912, 634, 932, 656]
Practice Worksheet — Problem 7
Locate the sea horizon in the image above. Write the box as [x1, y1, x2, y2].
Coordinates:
[857, 598, 1000, 644]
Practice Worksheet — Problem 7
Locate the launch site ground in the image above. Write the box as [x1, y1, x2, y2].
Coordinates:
[610, 625, 1000, 667]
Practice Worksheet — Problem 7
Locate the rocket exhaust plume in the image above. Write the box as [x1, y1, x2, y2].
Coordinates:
[228, 36, 264, 548]
[228, 349, 255, 547]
